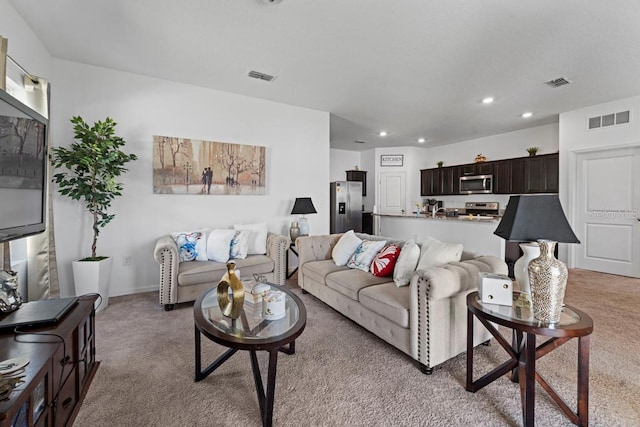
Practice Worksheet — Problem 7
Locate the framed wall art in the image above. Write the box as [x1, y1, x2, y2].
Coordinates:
[380, 154, 403, 167]
[153, 135, 266, 195]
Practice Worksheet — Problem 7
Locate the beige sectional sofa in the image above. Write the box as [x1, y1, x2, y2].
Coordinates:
[154, 233, 288, 310]
[296, 232, 508, 373]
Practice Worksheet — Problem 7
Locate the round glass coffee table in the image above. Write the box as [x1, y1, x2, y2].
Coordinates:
[466, 291, 593, 427]
[194, 283, 306, 427]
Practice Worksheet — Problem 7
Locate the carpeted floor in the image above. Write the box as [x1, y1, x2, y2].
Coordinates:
[74, 269, 640, 426]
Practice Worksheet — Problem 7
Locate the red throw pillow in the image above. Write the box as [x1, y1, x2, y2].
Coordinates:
[371, 244, 400, 277]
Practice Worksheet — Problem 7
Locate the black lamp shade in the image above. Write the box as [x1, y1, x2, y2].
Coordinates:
[494, 195, 580, 243]
[291, 197, 317, 215]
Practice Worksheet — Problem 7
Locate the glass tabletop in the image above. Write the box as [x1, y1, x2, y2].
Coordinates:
[475, 291, 581, 328]
[199, 283, 300, 341]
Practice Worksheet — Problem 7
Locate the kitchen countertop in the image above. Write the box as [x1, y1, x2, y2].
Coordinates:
[373, 212, 501, 223]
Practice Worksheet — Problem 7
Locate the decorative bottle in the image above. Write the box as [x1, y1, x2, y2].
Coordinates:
[528, 240, 568, 324]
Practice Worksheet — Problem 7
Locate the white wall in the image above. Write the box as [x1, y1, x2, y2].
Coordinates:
[50, 60, 330, 297]
[360, 149, 376, 211]
[559, 94, 640, 265]
[329, 149, 360, 181]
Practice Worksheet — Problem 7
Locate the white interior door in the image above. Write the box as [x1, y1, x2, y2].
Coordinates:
[574, 147, 640, 277]
[378, 171, 406, 214]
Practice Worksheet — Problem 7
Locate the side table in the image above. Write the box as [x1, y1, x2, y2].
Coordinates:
[466, 291, 593, 426]
[286, 243, 299, 279]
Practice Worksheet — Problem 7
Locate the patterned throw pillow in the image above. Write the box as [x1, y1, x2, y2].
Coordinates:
[229, 230, 251, 259]
[371, 244, 400, 277]
[171, 230, 207, 262]
[347, 240, 387, 272]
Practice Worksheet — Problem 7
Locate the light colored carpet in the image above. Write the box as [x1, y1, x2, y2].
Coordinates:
[74, 269, 640, 426]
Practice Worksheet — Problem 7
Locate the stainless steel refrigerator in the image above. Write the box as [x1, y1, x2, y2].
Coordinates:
[330, 181, 362, 233]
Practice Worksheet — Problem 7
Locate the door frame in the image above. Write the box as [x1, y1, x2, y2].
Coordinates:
[567, 143, 640, 271]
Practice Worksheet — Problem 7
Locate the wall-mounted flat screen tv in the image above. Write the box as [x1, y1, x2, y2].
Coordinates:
[0, 89, 48, 243]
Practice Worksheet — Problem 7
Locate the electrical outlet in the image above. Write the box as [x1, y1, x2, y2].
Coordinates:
[122, 256, 132, 266]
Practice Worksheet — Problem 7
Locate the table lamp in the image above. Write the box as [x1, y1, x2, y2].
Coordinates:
[494, 194, 580, 323]
[291, 197, 317, 237]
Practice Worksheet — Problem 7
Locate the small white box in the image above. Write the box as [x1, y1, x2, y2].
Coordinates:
[478, 272, 513, 306]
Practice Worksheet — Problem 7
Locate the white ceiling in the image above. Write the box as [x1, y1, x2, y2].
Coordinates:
[10, 0, 640, 151]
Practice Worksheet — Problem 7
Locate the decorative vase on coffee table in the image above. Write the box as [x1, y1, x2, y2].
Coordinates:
[216, 261, 245, 319]
[514, 242, 540, 295]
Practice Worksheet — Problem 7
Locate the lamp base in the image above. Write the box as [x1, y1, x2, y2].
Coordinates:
[528, 240, 567, 324]
[514, 242, 540, 295]
[298, 217, 309, 235]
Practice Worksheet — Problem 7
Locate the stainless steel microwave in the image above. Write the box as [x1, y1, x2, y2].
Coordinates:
[459, 174, 493, 194]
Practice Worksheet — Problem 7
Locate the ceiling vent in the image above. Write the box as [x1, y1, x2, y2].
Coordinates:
[588, 110, 630, 129]
[353, 140, 367, 144]
[248, 70, 276, 82]
[545, 77, 572, 88]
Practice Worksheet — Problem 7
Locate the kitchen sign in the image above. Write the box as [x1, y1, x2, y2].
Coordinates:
[380, 154, 403, 167]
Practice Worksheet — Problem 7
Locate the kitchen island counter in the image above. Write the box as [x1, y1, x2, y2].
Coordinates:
[374, 213, 505, 259]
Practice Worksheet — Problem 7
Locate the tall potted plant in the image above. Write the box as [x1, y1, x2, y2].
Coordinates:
[50, 116, 137, 310]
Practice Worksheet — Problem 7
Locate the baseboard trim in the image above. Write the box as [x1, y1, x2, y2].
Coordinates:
[110, 285, 158, 297]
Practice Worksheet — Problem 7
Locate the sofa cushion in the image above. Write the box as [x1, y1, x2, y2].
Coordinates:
[300, 259, 349, 286]
[393, 240, 420, 287]
[206, 229, 236, 262]
[325, 269, 390, 301]
[371, 244, 400, 277]
[359, 283, 410, 328]
[171, 230, 207, 262]
[332, 230, 363, 266]
[347, 239, 387, 272]
[417, 236, 463, 270]
[234, 222, 268, 255]
[177, 255, 274, 286]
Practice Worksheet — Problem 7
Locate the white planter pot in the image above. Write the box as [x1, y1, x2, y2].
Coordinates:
[72, 257, 113, 312]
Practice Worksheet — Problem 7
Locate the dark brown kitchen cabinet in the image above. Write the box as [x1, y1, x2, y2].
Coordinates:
[523, 153, 559, 193]
[420, 168, 440, 196]
[440, 166, 460, 195]
[459, 162, 494, 176]
[494, 158, 524, 194]
[346, 170, 367, 196]
[421, 166, 459, 196]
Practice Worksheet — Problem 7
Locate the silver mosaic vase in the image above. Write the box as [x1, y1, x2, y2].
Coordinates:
[528, 240, 567, 323]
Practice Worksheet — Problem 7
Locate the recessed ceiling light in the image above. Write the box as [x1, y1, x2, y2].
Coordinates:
[522, 112, 533, 118]
[418, 138, 425, 143]
[379, 131, 387, 137]
[482, 97, 494, 104]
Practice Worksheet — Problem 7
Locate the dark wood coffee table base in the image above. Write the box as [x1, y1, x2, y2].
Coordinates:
[194, 328, 296, 427]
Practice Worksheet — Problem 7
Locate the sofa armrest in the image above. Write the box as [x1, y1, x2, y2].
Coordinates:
[266, 233, 288, 285]
[296, 234, 342, 288]
[154, 236, 180, 306]
[410, 255, 507, 368]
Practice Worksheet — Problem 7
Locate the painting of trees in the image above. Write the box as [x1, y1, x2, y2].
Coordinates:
[153, 135, 266, 195]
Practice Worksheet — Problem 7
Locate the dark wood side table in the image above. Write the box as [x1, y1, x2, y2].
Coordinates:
[466, 291, 593, 427]
[194, 283, 306, 427]
[286, 243, 299, 279]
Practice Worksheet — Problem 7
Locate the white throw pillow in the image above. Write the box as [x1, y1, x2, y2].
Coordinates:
[234, 222, 268, 255]
[171, 230, 208, 262]
[417, 237, 463, 270]
[347, 240, 387, 272]
[332, 230, 363, 266]
[393, 240, 420, 287]
[206, 229, 236, 262]
[229, 230, 251, 259]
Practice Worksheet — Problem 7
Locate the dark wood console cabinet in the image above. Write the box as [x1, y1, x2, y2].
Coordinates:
[0, 296, 99, 427]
